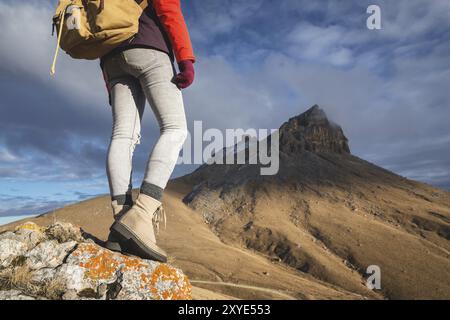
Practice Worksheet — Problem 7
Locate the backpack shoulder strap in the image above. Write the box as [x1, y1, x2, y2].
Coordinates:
[139, 0, 149, 10]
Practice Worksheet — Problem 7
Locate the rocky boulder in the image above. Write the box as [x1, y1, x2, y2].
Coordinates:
[0, 222, 192, 300]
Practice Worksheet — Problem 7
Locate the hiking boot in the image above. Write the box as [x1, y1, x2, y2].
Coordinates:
[110, 193, 167, 262]
[104, 200, 132, 252]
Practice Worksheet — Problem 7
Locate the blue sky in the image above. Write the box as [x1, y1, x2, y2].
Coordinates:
[1, 0, 449, 220]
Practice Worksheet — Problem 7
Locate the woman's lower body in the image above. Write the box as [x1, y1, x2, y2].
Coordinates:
[102, 48, 187, 261]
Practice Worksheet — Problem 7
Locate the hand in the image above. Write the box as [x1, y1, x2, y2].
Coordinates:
[174, 60, 195, 89]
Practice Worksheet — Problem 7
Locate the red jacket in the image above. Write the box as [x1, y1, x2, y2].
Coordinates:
[118, 0, 195, 63]
[101, 1, 195, 103]
[153, 0, 196, 63]
[102, 0, 195, 64]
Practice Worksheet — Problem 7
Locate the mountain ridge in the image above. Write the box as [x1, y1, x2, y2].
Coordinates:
[178, 105, 450, 299]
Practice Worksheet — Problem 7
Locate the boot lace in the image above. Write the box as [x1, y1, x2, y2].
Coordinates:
[152, 205, 167, 235]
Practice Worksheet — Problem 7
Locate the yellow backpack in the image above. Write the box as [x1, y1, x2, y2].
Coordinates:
[50, 0, 148, 75]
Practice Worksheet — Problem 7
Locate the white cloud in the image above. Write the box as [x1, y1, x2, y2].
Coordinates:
[0, 148, 17, 162]
[0, 2, 107, 110]
[187, 0, 264, 43]
[184, 55, 277, 131]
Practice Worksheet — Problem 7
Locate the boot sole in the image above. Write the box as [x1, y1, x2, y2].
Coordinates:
[104, 232, 142, 259]
[110, 221, 168, 263]
[104, 239, 123, 253]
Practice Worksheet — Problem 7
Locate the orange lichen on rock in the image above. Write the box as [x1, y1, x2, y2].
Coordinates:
[76, 243, 146, 281]
[68, 243, 192, 299]
[121, 256, 147, 272]
[77, 243, 99, 255]
[79, 250, 119, 280]
[148, 264, 192, 300]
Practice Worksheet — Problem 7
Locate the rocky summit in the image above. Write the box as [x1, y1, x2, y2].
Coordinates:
[0, 222, 192, 300]
[279, 105, 350, 155]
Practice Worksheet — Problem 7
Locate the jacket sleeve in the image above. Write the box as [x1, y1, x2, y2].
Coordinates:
[153, 0, 196, 63]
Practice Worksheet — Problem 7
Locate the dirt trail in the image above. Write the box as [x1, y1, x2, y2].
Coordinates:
[190, 280, 298, 300]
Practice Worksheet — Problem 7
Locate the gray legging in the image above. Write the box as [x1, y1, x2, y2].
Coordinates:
[102, 48, 187, 202]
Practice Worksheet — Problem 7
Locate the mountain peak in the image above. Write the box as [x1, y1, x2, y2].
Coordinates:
[301, 104, 327, 121]
[279, 105, 350, 155]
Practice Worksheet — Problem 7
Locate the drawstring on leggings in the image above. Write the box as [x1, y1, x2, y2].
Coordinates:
[50, 8, 66, 76]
